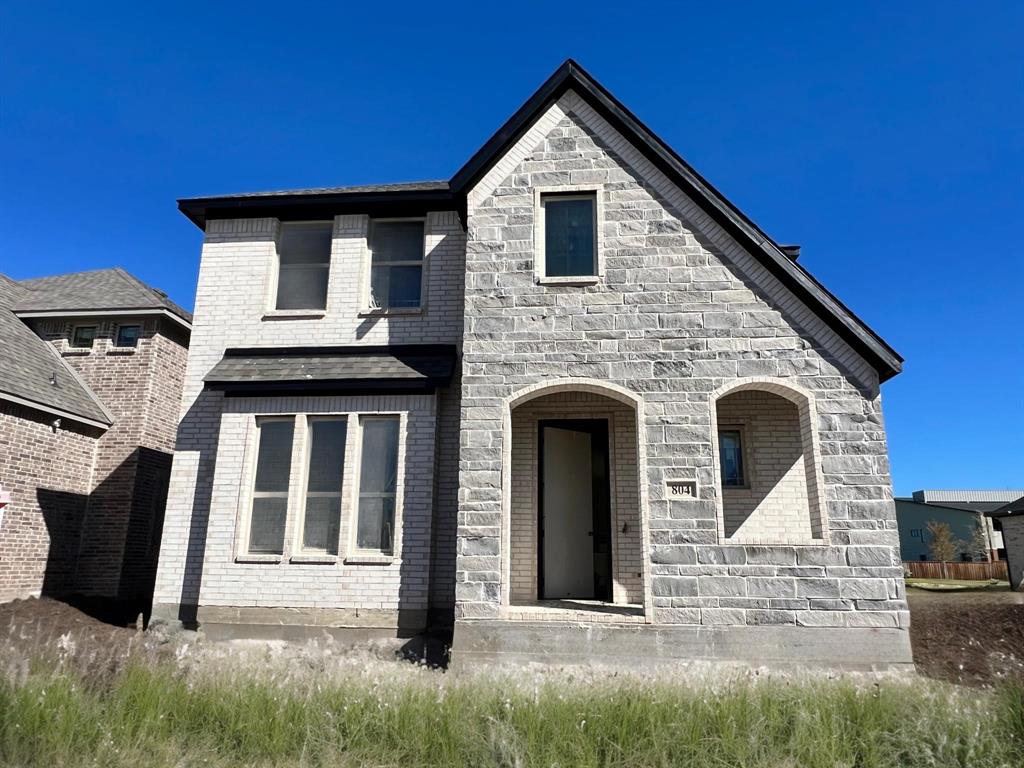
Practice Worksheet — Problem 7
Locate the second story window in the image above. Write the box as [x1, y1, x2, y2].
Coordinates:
[115, 325, 141, 347]
[71, 325, 97, 348]
[368, 220, 424, 310]
[275, 222, 332, 310]
[540, 193, 597, 277]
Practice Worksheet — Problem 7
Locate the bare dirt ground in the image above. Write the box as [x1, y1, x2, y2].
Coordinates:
[907, 586, 1024, 687]
[1, 590, 1022, 687]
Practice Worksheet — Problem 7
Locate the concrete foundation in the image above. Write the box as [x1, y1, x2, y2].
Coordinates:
[193, 605, 428, 641]
[452, 620, 914, 671]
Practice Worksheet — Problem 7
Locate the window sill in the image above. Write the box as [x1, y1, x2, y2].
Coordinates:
[107, 347, 138, 355]
[289, 554, 338, 565]
[61, 348, 92, 356]
[537, 275, 601, 286]
[235, 554, 282, 564]
[357, 307, 423, 318]
[720, 538, 828, 547]
[262, 310, 327, 321]
[344, 554, 394, 565]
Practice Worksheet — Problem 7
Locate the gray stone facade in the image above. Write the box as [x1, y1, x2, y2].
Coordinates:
[455, 92, 908, 648]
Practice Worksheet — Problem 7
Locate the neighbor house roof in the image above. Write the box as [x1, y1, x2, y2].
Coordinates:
[987, 496, 1024, 519]
[204, 345, 457, 395]
[0, 275, 111, 427]
[14, 267, 192, 327]
[911, 490, 1024, 515]
[176, 59, 903, 382]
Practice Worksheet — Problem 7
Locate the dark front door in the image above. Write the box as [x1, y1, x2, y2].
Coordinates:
[538, 419, 612, 600]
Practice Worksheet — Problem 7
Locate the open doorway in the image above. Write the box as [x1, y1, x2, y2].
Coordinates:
[538, 419, 612, 601]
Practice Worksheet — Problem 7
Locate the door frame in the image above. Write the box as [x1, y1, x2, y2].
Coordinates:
[537, 418, 613, 601]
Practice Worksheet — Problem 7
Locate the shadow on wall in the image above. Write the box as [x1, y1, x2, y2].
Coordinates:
[37, 446, 173, 624]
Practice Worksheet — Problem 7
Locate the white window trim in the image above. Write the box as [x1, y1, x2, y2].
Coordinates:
[238, 415, 297, 560]
[533, 185, 604, 284]
[346, 413, 406, 560]
[360, 217, 428, 316]
[292, 415, 349, 559]
[267, 219, 334, 315]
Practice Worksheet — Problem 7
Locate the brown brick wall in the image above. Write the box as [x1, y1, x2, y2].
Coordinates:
[30, 315, 189, 599]
[0, 402, 100, 601]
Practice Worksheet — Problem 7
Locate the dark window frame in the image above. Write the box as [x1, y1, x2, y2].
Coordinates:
[717, 427, 748, 489]
[115, 324, 141, 348]
[540, 192, 598, 278]
[71, 325, 98, 349]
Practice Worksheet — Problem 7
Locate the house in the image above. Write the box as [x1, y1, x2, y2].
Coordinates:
[896, 490, 1022, 563]
[152, 60, 912, 669]
[0, 268, 190, 607]
[988, 497, 1024, 590]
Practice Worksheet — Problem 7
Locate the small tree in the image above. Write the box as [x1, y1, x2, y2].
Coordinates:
[925, 520, 963, 579]
[969, 515, 991, 563]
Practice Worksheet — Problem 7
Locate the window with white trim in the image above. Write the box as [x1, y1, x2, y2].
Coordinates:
[368, 220, 424, 310]
[355, 416, 400, 553]
[247, 418, 294, 554]
[299, 417, 347, 555]
[540, 193, 597, 277]
[275, 222, 332, 310]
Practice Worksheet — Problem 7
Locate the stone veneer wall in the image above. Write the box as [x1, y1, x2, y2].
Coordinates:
[153, 212, 465, 624]
[508, 390, 641, 605]
[716, 390, 814, 541]
[1001, 516, 1024, 590]
[34, 316, 189, 599]
[0, 402, 99, 601]
[456, 91, 907, 632]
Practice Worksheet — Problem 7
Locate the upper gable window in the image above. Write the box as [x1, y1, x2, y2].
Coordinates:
[71, 325, 97, 348]
[540, 194, 597, 277]
[275, 222, 333, 310]
[368, 220, 424, 311]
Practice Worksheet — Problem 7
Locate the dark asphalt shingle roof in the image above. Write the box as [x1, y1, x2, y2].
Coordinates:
[204, 345, 457, 392]
[181, 181, 449, 201]
[0, 275, 111, 425]
[14, 267, 192, 324]
[989, 496, 1024, 518]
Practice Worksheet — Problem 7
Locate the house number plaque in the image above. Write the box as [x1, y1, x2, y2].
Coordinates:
[666, 479, 698, 498]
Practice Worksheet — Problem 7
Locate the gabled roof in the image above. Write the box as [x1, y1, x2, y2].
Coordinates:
[988, 496, 1024, 519]
[0, 275, 111, 427]
[176, 59, 903, 382]
[14, 267, 192, 326]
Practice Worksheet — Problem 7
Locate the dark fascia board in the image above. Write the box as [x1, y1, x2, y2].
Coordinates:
[218, 344, 457, 359]
[449, 59, 902, 382]
[179, 188, 457, 229]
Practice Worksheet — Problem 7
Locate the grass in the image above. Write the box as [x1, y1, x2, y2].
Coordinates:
[1, 660, 1023, 767]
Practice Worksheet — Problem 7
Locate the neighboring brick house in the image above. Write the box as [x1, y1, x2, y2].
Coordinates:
[0, 268, 190, 605]
[988, 497, 1024, 590]
[154, 61, 912, 668]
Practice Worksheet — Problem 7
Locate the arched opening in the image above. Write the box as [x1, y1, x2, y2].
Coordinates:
[710, 379, 826, 544]
[500, 380, 647, 615]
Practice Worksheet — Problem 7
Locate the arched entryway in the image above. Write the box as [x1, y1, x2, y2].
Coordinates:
[499, 379, 648, 616]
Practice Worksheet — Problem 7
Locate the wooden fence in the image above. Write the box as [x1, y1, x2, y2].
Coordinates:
[903, 560, 1009, 581]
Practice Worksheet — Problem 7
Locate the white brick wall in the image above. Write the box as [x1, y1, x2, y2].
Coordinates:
[153, 211, 465, 621]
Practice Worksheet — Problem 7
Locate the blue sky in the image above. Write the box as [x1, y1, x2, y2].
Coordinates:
[2, 2, 1021, 494]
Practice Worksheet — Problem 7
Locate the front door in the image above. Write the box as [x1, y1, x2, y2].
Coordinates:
[539, 420, 612, 600]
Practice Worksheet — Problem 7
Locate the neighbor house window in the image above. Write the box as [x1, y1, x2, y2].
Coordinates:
[275, 221, 332, 310]
[355, 416, 400, 553]
[368, 220, 424, 310]
[540, 193, 597, 277]
[299, 417, 348, 555]
[718, 429, 746, 488]
[71, 325, 97, 348]
[115, 325, 141, 348]
[248, 418, 295, 554]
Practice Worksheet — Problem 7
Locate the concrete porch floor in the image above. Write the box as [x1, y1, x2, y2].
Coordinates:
[501, 599, 645, 624]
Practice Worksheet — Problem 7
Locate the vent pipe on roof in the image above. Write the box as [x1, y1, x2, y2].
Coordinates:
[780, 245, 801, 262]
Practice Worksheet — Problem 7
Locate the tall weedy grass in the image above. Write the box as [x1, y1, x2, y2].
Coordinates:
[1, 660, 1021, 767]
